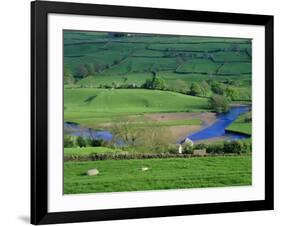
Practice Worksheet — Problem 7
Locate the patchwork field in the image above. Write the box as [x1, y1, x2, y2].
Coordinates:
[63, 31, 252, 194]
[64, 31, 252, 101]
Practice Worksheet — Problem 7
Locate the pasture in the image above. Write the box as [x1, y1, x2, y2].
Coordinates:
[64, 88, 209, 127]
[226, 111, 252, 135]
[63, 31, 253, 194]
[64, 31, 252, 96]
[64, 156, 252, 194]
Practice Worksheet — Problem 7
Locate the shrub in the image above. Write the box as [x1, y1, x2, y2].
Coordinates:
[189, 82, 202, 96]
[241, 140, 252, 153]
[193, 143, 207, 150]
[224, 140, 252, 154]
[244, 114, 252, 123]
[209, 94, 230, 113]
[167, 144, 179, 154]
[91, 139, 105, 147]
[76, 136, 87, 147]
[223, 140, 245, 154]
[182, 142, 194, 154]
[64, 136, 75, 148]
[210, 81, 225, 95]
[74, 64, 89, 79]
[142, 74, 166, 90]
[206, 143, 224, 154]
[205, 140, 251, 154]
[83, 138, 105, 147]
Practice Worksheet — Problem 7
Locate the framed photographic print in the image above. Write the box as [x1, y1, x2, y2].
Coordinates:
[31, 0, 274, 224]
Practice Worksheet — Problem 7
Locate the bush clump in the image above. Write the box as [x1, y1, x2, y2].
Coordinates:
[206, 140, 252, 154]
[64, 135, 110, 148]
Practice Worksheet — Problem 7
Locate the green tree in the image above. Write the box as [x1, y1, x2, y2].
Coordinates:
[123, 77, 128, 84]
[76, 136, 87, 147]
[64, 67, 75, 84]
[94, 62, 104, 73]
[209, 94, 230, 113]
[63, 67, 72, 78]
[174, 79, 188, 94]
[111, 117, 142, 148]
[210, 81, 225, 95]
[225, 87, 239, 100]
[142, 74, 166, 90]
[189, 82, 202, 96]
[74, 64, 88, 79]
[85, 63, 95, 75]
[64, 136, 74, 148]
[200, 80, 211, 97]
[223, 140, 245, 154]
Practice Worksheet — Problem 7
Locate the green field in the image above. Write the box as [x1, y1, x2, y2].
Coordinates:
[176, 59, 221, 74]
[64, 31, 252, 93]
[226, 112, 252, 135]
[64, 156, 251, 194]
[64, 147, 122, 157]
[64, 88, 209, 127]
[63, 31, 252, 195]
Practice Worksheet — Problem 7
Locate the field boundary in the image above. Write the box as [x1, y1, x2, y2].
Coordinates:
[64, 152, 251, 161]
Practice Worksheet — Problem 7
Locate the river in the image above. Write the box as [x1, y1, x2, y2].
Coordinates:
[64, 105, 251, 144]
[185, 105, 251, 143]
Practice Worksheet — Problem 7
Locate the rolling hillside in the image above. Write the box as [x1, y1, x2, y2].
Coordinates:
[64, 31, 252, 78]
[64, 88, 209, 126]
[64, 88, 209, 113]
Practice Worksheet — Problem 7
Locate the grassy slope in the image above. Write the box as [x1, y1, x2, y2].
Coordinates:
[64, 31, 252, 78]
[77, 72, 252, 89]
[64, 156, 252, 194]
[226, 112, 252, 135]
[64, 31, 252, 102]
[64, 88, 209, 126]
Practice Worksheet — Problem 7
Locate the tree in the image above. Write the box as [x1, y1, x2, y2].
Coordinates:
[225, 87, 239, 100]
[142, 74, 166, 90]
[174, 79, 188, 94]
[94, 62, 104, 73]
[111, 118, 142, 148]
[85, 63, 95, 75]
[210, 81, 225, 95]
[76, 136, 87, 147]
[64, 136, 74, 148]
[209, 94, 230, 113]
[123, 77, 128, 84]
[189, 82, 202, 96]
[74, 64, 88, 79]
[63, 67, 72, 78]
[200, 80, 211, 97]
[223, 140, 245, 154]
[111, 118, 172, 152]
[64, 67, 75, 84]
[140, 126, 172, 153]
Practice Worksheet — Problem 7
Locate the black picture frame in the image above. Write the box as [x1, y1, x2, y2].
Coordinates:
[31, 0, 274, 224]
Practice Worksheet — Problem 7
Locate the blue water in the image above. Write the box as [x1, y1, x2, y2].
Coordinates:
[64, 105, 251, 143]
[186, 106, 251, 142]
[64, 122, 113, 141]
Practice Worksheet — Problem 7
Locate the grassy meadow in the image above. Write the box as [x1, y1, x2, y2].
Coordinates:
[63, 30, 252, 194]
[226, 111, 252, 135]
[64, 156, 251, 194]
